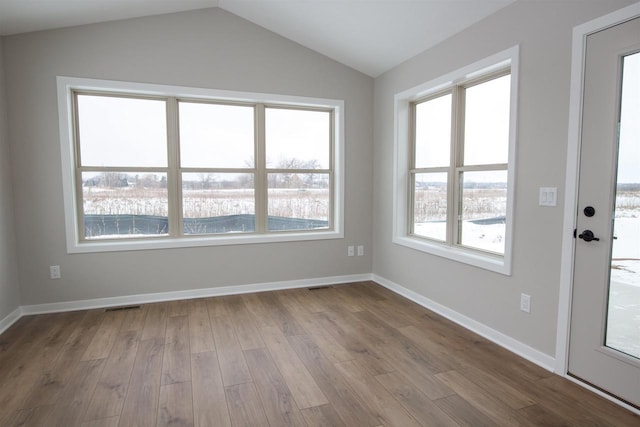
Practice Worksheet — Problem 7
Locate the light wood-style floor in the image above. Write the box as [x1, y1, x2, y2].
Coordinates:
[0, 281, 638, 426]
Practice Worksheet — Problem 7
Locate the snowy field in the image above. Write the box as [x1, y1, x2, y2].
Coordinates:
[608, 216, 639, 359]
[414, 221, 505, 254]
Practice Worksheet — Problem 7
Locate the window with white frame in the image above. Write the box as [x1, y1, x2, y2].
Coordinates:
[58, 78, 344, 253]
[394, 47, 518, 275]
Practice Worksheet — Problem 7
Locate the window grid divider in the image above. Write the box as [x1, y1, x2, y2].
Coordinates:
[167, 97, 182, 238]
[255, 104, 267, 233]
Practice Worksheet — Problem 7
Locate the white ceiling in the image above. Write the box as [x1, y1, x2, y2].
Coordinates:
[0, 0, 516, 77]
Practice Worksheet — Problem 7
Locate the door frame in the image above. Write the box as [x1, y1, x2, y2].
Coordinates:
[558, 1, 640, 414]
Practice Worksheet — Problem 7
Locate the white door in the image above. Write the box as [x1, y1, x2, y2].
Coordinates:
[569, 16, 640, 408]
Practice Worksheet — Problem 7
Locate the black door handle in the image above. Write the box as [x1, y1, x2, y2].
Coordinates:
[578, 230, 600, 242]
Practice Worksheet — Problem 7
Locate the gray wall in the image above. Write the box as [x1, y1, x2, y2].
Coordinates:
[0, 41, 21, 320]
[3, 8, 374, 305]
[372, 0, 634, 358]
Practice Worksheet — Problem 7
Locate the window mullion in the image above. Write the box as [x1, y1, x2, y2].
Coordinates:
[449, 86, 463, 247]
[166, 97, 182, 237]
[255, 104, 267, 233]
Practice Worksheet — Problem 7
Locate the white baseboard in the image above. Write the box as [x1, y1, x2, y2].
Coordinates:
[19, 273, 373, 315]
[372, 274, 556, 372]
[0, 306, 23, 335]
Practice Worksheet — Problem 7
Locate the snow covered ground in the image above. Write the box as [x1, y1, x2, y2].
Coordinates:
[608, 216, 639, 358]
[414, 221, 505, 254]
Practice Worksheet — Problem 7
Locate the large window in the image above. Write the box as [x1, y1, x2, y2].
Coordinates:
[58, 78, 344, 252]
[394, 47, 518, 274]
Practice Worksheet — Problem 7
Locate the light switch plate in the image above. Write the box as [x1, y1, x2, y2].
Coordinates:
[539, 187, 557, 207]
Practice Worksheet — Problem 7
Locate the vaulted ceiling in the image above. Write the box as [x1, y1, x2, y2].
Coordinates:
[0, 0, 515, 77]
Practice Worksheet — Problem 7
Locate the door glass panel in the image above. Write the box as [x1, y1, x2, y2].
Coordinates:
[606, 51, 640, 359]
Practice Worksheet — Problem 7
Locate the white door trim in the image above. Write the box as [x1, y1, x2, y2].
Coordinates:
[557, 0, 640, 411]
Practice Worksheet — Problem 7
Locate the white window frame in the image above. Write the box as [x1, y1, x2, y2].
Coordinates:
[57, 77, 345, 253]
[393, 46, 519, 275]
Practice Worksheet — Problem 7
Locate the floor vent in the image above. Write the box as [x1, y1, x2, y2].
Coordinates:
[307, 285, 333, 291]
[105, 305, 141, 312]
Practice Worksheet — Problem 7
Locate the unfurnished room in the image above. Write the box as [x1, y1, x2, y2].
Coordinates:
[0, 0, 639, 425]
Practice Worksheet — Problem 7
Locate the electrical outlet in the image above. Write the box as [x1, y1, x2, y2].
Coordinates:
[347, 246, 355, 257]
[520, 293, 531, 313]
[357, 245, 364, 256]
[50, 265, 61, 280]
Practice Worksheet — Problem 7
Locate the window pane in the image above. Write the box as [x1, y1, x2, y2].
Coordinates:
[182, 173, 255, 235]
[266, 108, 330, 169]
[459, 170, 507, 254]
[463, 75, 511, 165]
[413, 172, 448, 241]
[268, 173, 329, 231]
[77, 95, 167, 167]
[179, 102, 255, 168]
[414, 94, 451, 168]
[82, 172, 168, 239]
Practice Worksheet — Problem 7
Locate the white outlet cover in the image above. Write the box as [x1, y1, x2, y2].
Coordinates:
[520, 293, 531, 313]
[50, 265, 61, 279]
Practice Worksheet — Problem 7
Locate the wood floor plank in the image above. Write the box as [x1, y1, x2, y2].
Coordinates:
[121, 305, 148, 334]
[0, 315, 56, 377]
[518, 403, 582, 427]
[167, 299, 189, 317]
[81, 310, 126, 361]
[0, 312, 86, 415]
[339, 309, 454, 400]
[84, 331, 139, 421]
[240, 293, 277, 329]
[243, 347, 307, 426]
[3, 405, 54, 427]
[313, 311, 394, 376]
[277, 290, 353, 363]
[119, 337, 164, 427]
[22, 309, 105, 409]
[259, 326, 329, 409]
[45, 358, 107, 427]
[206, 295, 232, 318]
[225, 382, 269, 427]
[355, 310, 453, 374]
[434, 395, 498, 427]
[224, 295, 265, 351]
[301, 404, 346, 427]
[210, 315, 252, 386]
[435, 370, 535, 427]
[161, 315, 191, 385]
[0, 315, 37, 360]
[191, 351, 232, 427]
[141, 303, 169, 342]
[375, 371, 459, 427]
[188, 300, 215, 354]
[333, 359, 422, 427]
[287, 287, 333, 313]
[81, 416, 120, 427]
[256, 292, 307, 336]
[287, 334, 381, 427]
[157, 381, 194, 427]
[535, 375, 640, 427]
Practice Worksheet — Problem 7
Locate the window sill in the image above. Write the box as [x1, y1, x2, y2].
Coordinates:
[67, 229, 343, 254]
[392, 235, 511, 276]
